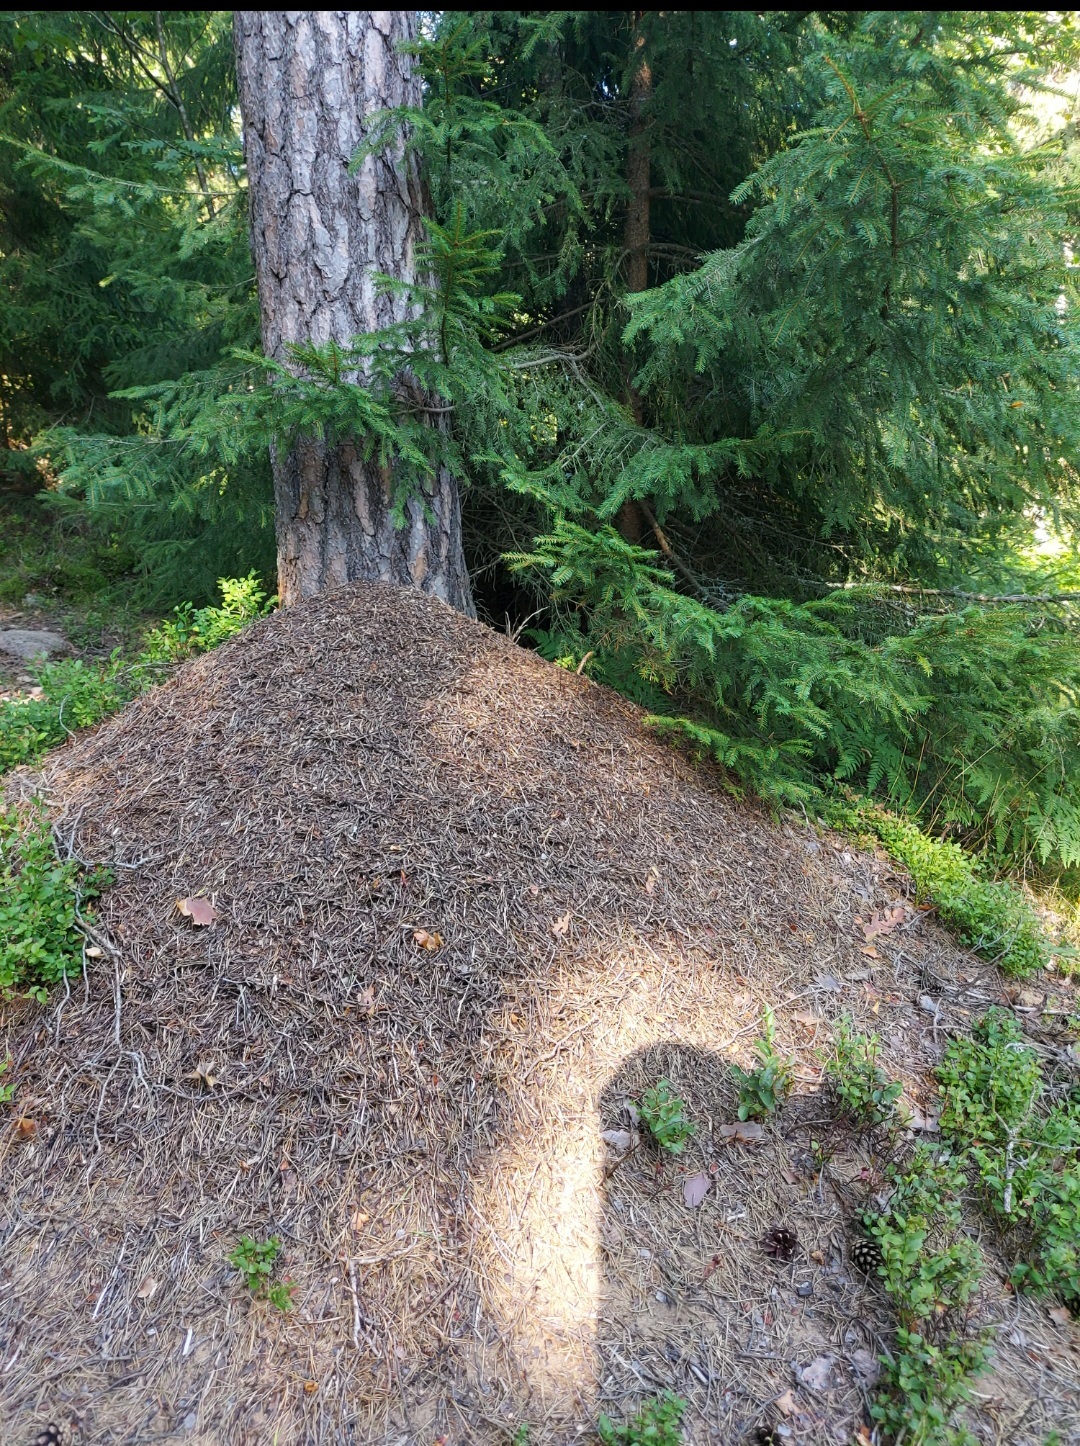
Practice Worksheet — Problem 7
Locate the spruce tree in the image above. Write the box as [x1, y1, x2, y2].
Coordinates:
[7, 10, 1080, 873]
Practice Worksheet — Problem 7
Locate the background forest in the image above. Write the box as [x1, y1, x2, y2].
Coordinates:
[3, 10, 1080, 895]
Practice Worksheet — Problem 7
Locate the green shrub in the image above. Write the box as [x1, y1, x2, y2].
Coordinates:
[636, 1080, 695, 1155]
[0, 657, 139, 773]
[865, 1148, 989, 1446]
[825, 1016, 903, 1127]
[0, 799, 108, 1002]
[846, 808, 1049, 977]
[937, 1012, 1080, 1304]
[597, 1392, 685, 1446]
[731, 1006, 794, 1120]
[228, 1234, 294, 1311]
[139, 571, 275, 664]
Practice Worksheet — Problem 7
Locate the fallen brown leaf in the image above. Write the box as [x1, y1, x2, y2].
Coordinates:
[551, 910, 572, 937]
[600, 1128, 634, 1151]
[85, 945, 104, 959]
[774, 1389, 798, 1416]
[1048, 1304, 1072, 1325]
[683, 1172, 711, 1208]
[356, 984, 377, 1015]
[718, 1121, 764, 1144]
[412, 929, 443, 951]
[797, 1354, 838, 1392]
[176, 896, 217, 927]
[849, 1348, 880, 1386]
[861, 904, 906, 941]
[303, 1380, 319, 1394]
[136, 1275, 159, 1301]
[15, 1116, 36, 1140]
[186, 1060, 219, 1089]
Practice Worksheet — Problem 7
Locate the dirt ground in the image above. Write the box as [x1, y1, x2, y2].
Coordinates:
[1, 582, 1078, 1445]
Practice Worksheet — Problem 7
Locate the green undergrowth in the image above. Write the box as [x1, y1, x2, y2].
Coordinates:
[0, 487, 143, 613]
[0, 573, 274, 775]
[597, 1392, 685, 1446]
[730, 1005, 794, 1120]
[824, 1015, 904, 1127]
[0, 798, 110, 1001]
[824, 1009, 1078, 1444]
[937, 1010, 1080, 1306]
[636, 1079, 695, 1154]
[827, 800, 1051, 978]
[864, 1149, 990, 1446]
[228, 1235, 295, 1311]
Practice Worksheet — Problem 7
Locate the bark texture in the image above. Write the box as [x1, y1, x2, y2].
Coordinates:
[235, 11, 474, 613]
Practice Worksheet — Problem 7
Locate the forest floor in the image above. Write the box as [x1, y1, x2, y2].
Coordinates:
[0, 487, 152, 696]
[1, 582, 1078, 1446]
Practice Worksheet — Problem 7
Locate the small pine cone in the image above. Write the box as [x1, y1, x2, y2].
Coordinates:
[33, 1428, 64, 1446]
[762, 1224, 798, 1261]
[851, 1234, 884, 1275]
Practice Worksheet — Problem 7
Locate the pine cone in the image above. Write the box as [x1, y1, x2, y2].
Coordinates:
[761, 1224, 798, 1261]
[851, 1234, 884, 1275]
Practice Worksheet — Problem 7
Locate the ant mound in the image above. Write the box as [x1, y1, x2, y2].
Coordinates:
[1, 584, 1073, 1445]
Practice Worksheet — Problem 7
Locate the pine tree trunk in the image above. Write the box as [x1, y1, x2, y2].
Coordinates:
[234, 11, 474, 614]
[617, 16, 653, 546]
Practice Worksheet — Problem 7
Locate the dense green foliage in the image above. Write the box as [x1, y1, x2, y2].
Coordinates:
[4, 10, 1080, 884]
[863, 1150, 989, 1445]
[0, 799, 108, 1001]
[0, 11, 272, 601]
[937, 1010, 1080, 1304]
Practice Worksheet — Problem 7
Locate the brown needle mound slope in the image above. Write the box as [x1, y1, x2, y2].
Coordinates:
[2, 583, 1078, 1446]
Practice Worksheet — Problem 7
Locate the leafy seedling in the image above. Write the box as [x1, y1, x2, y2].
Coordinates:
[731, 1007, 793, 1120]
[229, 1234, 295, 1310]
[598, 1391, 686, 1446]
[637, 1079, 695, 1154]
[825, 1016, 903, 1128]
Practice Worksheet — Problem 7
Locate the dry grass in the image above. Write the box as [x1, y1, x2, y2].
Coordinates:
[1, 581, 1077, 1445]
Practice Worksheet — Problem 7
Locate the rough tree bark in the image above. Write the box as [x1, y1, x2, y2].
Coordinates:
[234, 11, 474, 613]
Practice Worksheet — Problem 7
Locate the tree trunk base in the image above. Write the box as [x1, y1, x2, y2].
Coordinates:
[275, 437, 475, 616]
